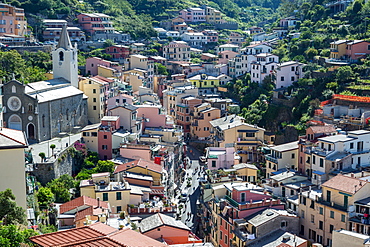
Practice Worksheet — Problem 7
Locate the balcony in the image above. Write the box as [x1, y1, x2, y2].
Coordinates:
[224, 195, 239, 208]
[265, 155, 279, 164]
[318, 198, 347, 211]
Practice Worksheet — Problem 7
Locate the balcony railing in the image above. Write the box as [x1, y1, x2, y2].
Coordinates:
[318, 198, 347, 211]
[265, 155, 279, 164]
[224, 195, 239, 208]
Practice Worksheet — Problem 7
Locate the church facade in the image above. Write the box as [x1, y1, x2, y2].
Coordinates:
[2, 24, 88, 142]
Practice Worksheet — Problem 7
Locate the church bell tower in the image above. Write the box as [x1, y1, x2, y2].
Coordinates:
[52, 23, 79, 88]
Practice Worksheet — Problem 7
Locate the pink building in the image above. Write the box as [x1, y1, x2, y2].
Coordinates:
[346, 40, 370, 61]
[106, 94, 135, 111]
[85, 57, 120, 76]
[105, 45, 130, 60]
[178, 8, 205, 23]
[139, 213, 202, 245]
[202, 30, 219, 43]
[136, 105, 171, 128]
[205, 147, 236, 170]
[218, 50, 239, 64]
[97, 116, 120, 160]
[274, 61, 305, 88]
[77, 13, 114, 36]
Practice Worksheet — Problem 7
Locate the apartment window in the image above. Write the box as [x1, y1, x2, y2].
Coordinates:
[310, 200, 315, 209]
[102, 145, 108, 150]
[290, 189, 294, 196]
[104, 135, 107, 139]
[117, 206, 122, 212]
[291, 66, 295, 71]
[102, 193, 108, 201]
[291, 153, 295, 159]
[319, 158, 324, 167]
[301, 210, 305, 218]
[93, 106, 97, 110]
[91, 132, 97, 137]
[212, 161, 216, 167]
[220, 231, 222, 240]
[330, 211, 334, 219]
[116, 192, 122, 200]
[291, 76, 295, 81]
[341, 214, 346, 222]
[281, 76, 285, 81]
[93, 98, 97, 102]
[319, 207, 323, 215]
[330, 224, 334, 233]
[93, 89, 96, 93]
[313, 155, 316, 164]
[311, 214, 315, 223]
[241, 193, 246, 202]
[350, 142, 354, 149]
[327, 190, 331, 202]
[319, 221, 323, 230]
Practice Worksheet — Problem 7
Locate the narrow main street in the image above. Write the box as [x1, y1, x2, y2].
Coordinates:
[177, 145, 205, 231]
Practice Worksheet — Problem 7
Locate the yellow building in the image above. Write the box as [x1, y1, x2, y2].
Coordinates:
[123, 69, 147, 92]
[97, 65, 117, 78]
[265, 141, 298, 177]
[299, 174, 370, 246]
[233, 163, 258, 182]
[188, 74, 220, 89]
[205, 6, 222, 24]
[330, 40, 348, 59]
[191, 103, 221, 139]
[80, 123, 100, 153]
[114, 159, 163, 186]
[210, 115, 265, 163]
[0, 128, 28, 209]
[79, 76, 112, 124]
[80, 172, 131, 214]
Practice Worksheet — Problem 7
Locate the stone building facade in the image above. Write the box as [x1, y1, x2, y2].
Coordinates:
[2, 24, 88, 142]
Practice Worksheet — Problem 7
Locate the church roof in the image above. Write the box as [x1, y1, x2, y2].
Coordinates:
[57, 23, 72, 49]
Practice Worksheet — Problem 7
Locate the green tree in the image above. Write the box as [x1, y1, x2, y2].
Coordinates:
[155, 63, 168, 75]
[50, 144, 56, 156]
[0, 225, 38, 247]
[305, 48, 318, 60]
[39, 152, 46, 162]
[37, 187, 54, 209]
[0, 189, 26, 225]
[94, 160, 115, 173]
[103, 39, 115, 48]
[336, 66, 355, 84]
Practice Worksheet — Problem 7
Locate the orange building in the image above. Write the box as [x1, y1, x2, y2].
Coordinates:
[191, 102, 221, 140]
[176, 96, 202, 137]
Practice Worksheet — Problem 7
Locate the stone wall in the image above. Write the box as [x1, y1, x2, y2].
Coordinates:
[32, 147, 74, 185]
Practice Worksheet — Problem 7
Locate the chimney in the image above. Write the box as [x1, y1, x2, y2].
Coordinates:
[97, 198, 100, 208]
[351, 173, 354, 178]
[362, 171, 364, 177]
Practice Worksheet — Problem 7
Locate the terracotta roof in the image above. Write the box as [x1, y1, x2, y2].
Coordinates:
[30, 222, 167, 247]
[90, 75, 114, 85]
[322, 174, 367, 194]
[109, 228, 168, 246]
[29, 222, 117, 246]
[58, 237, 125, 247]
[74, 206, 106, 222]
[308, 125, 336, 134]
[59, 196, 109, 214]
[114, 158, 163, 174]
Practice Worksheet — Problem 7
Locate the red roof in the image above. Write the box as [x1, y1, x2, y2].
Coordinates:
[114, 159, 163, 174]
[90, 75, 114, 84]
[109, 228, 168, 246]
[333, 94, 370, 103]
[60, 196, 109, 214]
[74, 206, 106, 222]
[29, 222, 117, 247]
[29, 222, 167, 247]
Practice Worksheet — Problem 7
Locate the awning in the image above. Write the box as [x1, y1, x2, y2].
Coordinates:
[312, 170, 325, 176]
[150, 189, 164, 195]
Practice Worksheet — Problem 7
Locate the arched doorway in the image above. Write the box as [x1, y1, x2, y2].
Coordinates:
[27, 123, 35, 139]
[8, 114, 22, 130]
